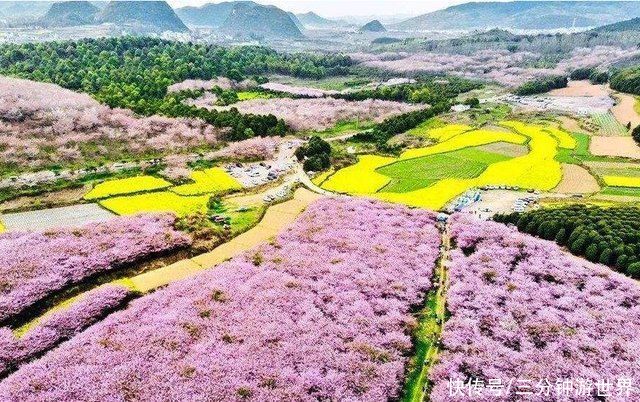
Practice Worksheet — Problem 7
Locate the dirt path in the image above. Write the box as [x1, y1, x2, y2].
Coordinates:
[402, 223, 450, 402]
[611, 92, 640, 129]
[131, 188, 323, 292]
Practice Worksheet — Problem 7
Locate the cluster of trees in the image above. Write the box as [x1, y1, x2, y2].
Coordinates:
[610, 66, 640, 95]
[569, 67, 609, 84]
[295, 136, 331, 172]
[633, 125, 640, 145]
[495, 205, 640, 278]
[514, 75, 568, 95]
[0, 37, 352, 139]
[352, 102, 451, 150]
[335, 77, 481, 104]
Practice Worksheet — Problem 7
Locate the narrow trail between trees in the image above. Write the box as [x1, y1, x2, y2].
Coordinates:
[403, 221, 451, 402]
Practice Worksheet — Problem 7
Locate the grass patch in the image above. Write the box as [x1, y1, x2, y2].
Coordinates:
[311, 120, 376, 139]
[236, 91, 272, 101]
[600, 186, 640, 197]
[378, 148, 510, 193]
[84, 176, 172, 200]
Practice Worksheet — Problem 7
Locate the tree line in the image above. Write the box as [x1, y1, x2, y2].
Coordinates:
[610, 66, 640, 96]
[514, 75, 568, 96]
[352, 102, 452, 151]
[495, 205, 640, 278]
[334, 77, 481, 104]
[0, 36, 352, 139]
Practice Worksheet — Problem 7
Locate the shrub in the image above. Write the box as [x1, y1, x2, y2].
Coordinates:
[633, 125, 640, 145]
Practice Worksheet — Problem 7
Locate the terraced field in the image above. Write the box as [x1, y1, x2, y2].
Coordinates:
[95, 168, 241, 216]
[84, 176, 172, 200]
[378, 148, 511, 193]
[171, 168, 242, 196]
[321, 121, 569, 209]
[592, 112, 629, 136]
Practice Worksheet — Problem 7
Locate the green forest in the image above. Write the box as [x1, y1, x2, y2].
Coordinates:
[0, 37, 352, 138]
[495, 205, 640, 278]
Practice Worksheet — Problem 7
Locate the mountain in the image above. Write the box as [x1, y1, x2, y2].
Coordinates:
[360, 20, 386, 32]
[296, 11, 340, 28]
[219, 3, 303, 39]
[176, 1, 253, 28]
[38, 1, 99, 27]
[0, 1, 54, 24]
[96, 1, 188, 32]
[394, 1, 640, 31]
[595, 17, 640, 32]
[287, 11, 304, 31]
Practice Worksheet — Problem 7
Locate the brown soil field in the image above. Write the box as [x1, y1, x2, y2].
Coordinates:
[590, 136, 640, 159]
[548, 80, 609, 97]
[477, 141, 529, 157]
[553, 164, 600, 194]
[0, 184, 89, 213]
[558, 116, 585, 133]
[611, 92, 640, 128]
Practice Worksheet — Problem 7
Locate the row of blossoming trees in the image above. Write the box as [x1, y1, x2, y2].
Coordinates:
[1, 197, 639, 399]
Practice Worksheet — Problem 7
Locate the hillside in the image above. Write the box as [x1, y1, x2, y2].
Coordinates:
[96, 0, 188, 32]
[0, 1, 54, 20]
[176, 1, 253, 28]
[220, 3, 303, 39]
[287, 11, 304, 30]
[38, 1, 99, 27]
[296, 11, 340, 28]
[394, 1, 640, 31]
[595, 17, 640, 32]
[360, 19, 386, 32]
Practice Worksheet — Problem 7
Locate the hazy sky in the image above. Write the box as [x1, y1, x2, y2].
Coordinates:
[166, 0, 506, 18]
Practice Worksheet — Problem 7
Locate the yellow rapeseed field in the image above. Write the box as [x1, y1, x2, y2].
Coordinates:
[321, 155, 395, 194]
[84, 176, 172, 200]
[171, 168, 242, 196]
[99, 192, 209, 216]
[322, 121, 565, 210]
[409, 123, 473, 141]
[311, 170, 334, 186]
[603, 176, 640, 188]
[544, 126, 577, 149]
[400, 129, 527, 160]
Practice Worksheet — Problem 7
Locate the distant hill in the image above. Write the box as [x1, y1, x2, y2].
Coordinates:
[360, 20, 386, 32]
[176, 1, 252, 28]
[296, 11, 340, 28]
[219, 3, 303, 39]
[0, 1, 54, 24]
[394, 1, 640, 31]
[38, 1, 99, 27]
[287, 11, 304, 31]
[96, 1, 188, 32]
[595, 17, 640, 32]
